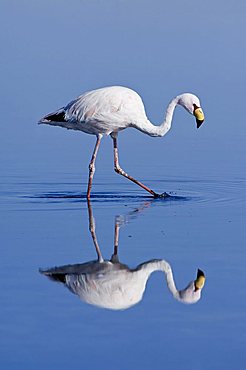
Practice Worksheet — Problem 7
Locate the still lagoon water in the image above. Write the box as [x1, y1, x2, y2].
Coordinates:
[1, 0, 246, 368]
[1, 170, 245, 369]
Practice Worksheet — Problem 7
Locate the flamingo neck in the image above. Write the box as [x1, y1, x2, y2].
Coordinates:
[160, 96, 180, 136]
[139, 259, 179, 299]
[141, 96, 180, 137]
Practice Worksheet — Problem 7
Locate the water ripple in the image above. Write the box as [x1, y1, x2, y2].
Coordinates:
[22, 190, 189, 204]
[1, 177, 245, 209]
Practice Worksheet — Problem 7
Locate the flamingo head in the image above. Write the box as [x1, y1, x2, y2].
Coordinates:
[178, 268, 206, 304]
[178, 93, 205, 128]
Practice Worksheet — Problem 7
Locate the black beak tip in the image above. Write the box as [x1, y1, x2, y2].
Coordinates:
[196, 119, 204, 129]
[197, 268, 205, 278]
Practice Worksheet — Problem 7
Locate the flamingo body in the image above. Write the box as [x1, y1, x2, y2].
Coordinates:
[40, 201, 206, 310]
[40, 86, 153, 136]
[41, 259, 205, 310]
[39, 86, 205, 197]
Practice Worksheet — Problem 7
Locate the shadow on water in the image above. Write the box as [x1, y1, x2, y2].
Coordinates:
[40, 200, 206, 310]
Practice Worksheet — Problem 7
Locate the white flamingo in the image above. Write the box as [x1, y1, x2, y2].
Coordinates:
[41, 258, 205, 310]
[40, 201, 206, 310]
[39, 86, 205, 198]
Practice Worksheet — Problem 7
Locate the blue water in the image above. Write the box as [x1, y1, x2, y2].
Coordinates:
[1, 0, 246, 368]
[1, 172, 246, 369]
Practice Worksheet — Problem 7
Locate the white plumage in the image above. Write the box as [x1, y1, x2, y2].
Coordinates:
[39, 86, 205, 197]
[40, 200, 206, 310]
[41, 258, 205, 310]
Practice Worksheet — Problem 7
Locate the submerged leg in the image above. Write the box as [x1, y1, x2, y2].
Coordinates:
[112, 135, 160, 197]
[87, 134, 102, 199]
[87, 199, 104, 262]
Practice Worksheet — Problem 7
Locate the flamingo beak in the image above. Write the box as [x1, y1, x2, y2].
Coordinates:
[194, 107, 205, 128]
[194, 269, 206, 291]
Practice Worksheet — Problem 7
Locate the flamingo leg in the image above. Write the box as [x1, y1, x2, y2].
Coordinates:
[112, 135, 159, 197]
[114, 219, 119, 256]
[110, 217, 120, 263]
[87, 199, 104, 262]
[87, 134, 102, 199]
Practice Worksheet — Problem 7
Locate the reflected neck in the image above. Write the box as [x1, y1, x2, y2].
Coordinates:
[139, 259, 179, 299]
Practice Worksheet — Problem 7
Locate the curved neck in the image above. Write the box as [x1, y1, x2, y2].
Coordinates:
[142, 96, 180, 137]
[160, 96, 180, 136]
[137, 259, 179, 300]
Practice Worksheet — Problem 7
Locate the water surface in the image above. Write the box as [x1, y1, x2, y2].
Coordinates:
[1, 1, 246, 368]
[1, 173, 245, 369]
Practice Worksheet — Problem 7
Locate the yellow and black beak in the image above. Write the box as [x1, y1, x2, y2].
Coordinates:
[194, 106, 205, 128]
[194, 269, 206, 291]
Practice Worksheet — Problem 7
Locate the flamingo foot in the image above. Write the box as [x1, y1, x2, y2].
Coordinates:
[153, 192, 171, 199]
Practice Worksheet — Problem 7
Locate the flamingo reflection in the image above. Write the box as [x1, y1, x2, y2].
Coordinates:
[40, 201, 205, 310]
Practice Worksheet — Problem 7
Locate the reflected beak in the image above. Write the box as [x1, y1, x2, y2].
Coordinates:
[194, 268, 206, 291]
[194, 107, 205, 128]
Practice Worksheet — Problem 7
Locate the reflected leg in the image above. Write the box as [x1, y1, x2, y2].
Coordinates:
[111, 216, 120, 263]
[87, 199, 104, 262]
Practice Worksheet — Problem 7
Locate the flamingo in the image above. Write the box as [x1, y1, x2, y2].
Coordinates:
[40, 201, 206, 310]
[41, 259, 205, 310]
[39, 86, 205, 198]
